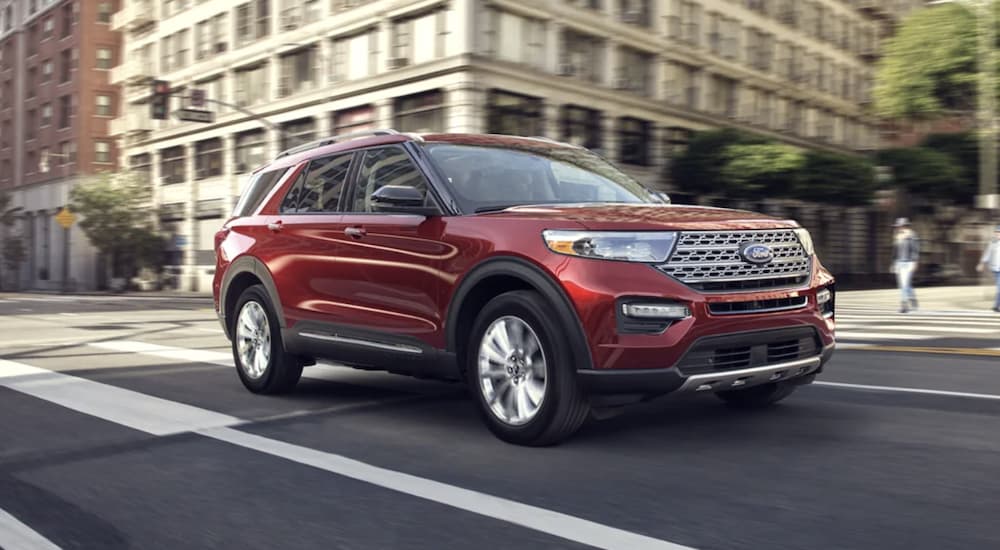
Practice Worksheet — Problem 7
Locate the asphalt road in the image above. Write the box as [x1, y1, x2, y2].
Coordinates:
[1, 293, 999, 550]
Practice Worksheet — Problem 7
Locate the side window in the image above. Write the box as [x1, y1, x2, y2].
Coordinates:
[351, 146, 432, 212]
[232, 168, 288, 217]
[280, 153, 353, 213]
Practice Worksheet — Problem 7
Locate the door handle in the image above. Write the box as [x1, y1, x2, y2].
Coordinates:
[267, 221, 283, 232]
[344, 226, 366, 239]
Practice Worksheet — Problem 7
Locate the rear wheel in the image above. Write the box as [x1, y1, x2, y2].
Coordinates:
[466, 290, 590, 446]
[231, 285, 303, 394]
[715, 381, 797, 409]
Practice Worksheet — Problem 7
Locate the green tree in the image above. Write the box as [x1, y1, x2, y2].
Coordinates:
[0, 191, 24, 290]
[670, 128, 764, 197]
[921, 132, 978, 205]
[877, 147, 969, 205]
[69, 173, 166, 282]
[720, 143, 805, 198]
[795, 151, 877, 206]
[874, 3, 980, 119]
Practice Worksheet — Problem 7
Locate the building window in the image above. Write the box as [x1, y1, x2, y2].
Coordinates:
[42, 17, 54, 39]
[332, 105, 375, 134]
[97, 2, 113, 23]
[160, 146, 186, 184]
[618, 47, 654, 96]
[26, 110, 36, 140]
[161, 34, 173, 72]
[236, 0, 271, 47]
[28, 25, 38, 55]
[278, 46, 317, 97]
[175, 29, 190, 68]
[331, 31, 376, 82]
[708, 74, 737, 117]
[618, 118, 653, 166]
[96, 47, 113, 69]
[41, 59, 53, 81]
[26, 151, 36, 174]
[560, 105, 602, 150]
[280, 118, 316, 150]
[41, 103, 52, 127]
[60, 49, 72, 82]
[618, 0, 651, 27]
[394, 91, 445, 133]
[95, 141, 112, 164]
[26, 68, 37, 97]
[235, 130, 268, 173]
[130, 153, 152, 174]
[485, 90, 543, 136]
[59, 95, 72, 128]
[61, 3, 74, 37]
[484, 10, 545, 70]
[561, 29, 604, 84]
[195, 138, 223, 179]
[61, 141, 77, 165]
[234, 63, 269, 106]
[96, 94, 113, 116]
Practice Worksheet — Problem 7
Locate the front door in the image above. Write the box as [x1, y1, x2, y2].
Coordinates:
[330, 145, 451, 345]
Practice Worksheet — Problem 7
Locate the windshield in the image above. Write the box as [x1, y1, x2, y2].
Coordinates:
[423, 143, 662, 213]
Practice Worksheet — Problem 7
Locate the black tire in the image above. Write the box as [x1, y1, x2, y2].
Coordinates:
[715, 381, 797, 409]
[466, 290, 590, 446]
[230, 284, 303, 394]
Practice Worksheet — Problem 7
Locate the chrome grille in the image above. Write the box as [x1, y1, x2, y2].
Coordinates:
[657, 230, 811, 291]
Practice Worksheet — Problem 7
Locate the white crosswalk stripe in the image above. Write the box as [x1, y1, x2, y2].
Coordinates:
[834, 305, 1000, 344]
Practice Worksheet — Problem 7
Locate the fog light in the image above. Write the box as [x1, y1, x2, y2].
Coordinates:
[816, 288, 832, 305]
[621, 303, 690, 319]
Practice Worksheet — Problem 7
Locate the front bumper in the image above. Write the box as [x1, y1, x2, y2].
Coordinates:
[578, 342, 835, 396]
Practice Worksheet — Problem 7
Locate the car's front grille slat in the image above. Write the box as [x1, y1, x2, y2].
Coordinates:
[676, 327, 822, 376]
[658, 230, 811, 292]
[708, 296, 809, 315]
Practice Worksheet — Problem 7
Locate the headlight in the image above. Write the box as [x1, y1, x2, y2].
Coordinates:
[794, 228, 815, 256]
[542, 230, 677, 262]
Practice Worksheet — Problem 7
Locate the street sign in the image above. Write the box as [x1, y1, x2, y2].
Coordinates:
[190, 89, 206, 107]
[175, 108, 215, 124]
[55, 207, 76, 229]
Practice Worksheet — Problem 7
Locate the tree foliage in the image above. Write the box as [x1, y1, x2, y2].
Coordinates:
[721, 143, 806, 198]
[69, 173, 167, 279]
[671, 129, 875, 205]
[877, 147, 970, 204]
[0, 191, 25, 290]
[874, 3, 980, 119]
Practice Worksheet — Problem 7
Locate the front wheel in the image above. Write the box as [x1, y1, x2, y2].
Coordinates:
[231, 284, 303, 394]
[715, 381, 797, 409]
[466, 290, 590, 446]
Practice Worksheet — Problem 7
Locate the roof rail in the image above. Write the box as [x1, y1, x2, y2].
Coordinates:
[274, 129, 401, 159]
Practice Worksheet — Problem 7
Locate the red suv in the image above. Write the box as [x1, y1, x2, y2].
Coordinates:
[214, 130, 835, 445]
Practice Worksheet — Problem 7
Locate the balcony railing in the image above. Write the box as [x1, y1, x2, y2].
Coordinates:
[110, 58, 154, 85]
[111, 0, 156, 32]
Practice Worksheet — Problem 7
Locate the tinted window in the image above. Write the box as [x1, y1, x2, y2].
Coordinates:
[350, 146, 433, 212]
[424, 143, 662, 212]
[280, 153, 353, 213]
[232, 168, 288, 217]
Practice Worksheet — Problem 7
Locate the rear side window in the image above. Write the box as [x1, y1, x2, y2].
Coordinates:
[232, 168, 288, 217]
[350, 146, 433, 212]
[280, 153, 353, 213]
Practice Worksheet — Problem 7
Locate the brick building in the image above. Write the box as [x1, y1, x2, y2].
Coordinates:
[1, 0, 120, 290]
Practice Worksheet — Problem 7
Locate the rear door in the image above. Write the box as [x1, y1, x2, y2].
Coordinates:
[328, 145, 451, 344]
[258, 152, 355, 324]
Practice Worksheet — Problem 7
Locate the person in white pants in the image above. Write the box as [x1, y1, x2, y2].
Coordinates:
[892, 217, 919, 313]
[977, 225, 1000, 312]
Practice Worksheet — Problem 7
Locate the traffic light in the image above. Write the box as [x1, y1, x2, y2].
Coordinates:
[151, 80, 171, 120]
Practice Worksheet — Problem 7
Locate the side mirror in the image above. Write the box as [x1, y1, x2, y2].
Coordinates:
[370, 185, 439, 216]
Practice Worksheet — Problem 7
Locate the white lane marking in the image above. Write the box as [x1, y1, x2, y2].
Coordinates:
[88, 341, 336, 381]
[202, 427, 690, 550]
[0, 357, 692, 550]
[0, 359, 241, 436]
[835, 324, 997, 334]
[834, 332, 930, 341]
[0, 507, 61, 550]
[836, 309, 1000, 318]
[836, 315, 1000, 325]
[815, 381, 1000, 401]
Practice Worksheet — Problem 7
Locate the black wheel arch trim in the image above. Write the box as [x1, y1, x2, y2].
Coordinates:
[445, 256, 594, 371]
[219, 256, 287, 339]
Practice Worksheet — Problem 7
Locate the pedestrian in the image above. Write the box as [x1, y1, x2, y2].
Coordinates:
[976, 224, 1000, 312]
[892, 217, 919, 313]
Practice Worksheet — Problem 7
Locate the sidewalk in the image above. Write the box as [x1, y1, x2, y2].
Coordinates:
[0, 289, 213, 301]
[837, 285, 998, 312]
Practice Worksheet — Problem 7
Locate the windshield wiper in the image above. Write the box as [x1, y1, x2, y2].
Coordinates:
[474, 204, 526, 213]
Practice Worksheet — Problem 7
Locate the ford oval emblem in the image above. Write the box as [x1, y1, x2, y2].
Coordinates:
[740, 242, 774, 265]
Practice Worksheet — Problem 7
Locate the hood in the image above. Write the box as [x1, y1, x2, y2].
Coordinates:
[476, 203, 799, 231]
